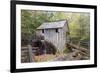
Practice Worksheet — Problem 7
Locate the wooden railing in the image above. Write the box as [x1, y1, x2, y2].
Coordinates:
[21, 45, 39, 63]
[66, 43, 89, 56]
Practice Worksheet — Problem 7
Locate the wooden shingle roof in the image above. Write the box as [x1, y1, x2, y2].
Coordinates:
[37, 20, 67, 29]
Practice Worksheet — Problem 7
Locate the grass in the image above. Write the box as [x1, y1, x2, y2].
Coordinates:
[32, 47, 71, 62]
[63, 47, 70, 54]
[34, 54, 57, 62]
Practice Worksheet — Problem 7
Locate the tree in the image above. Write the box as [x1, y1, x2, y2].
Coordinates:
[21, 10, 90, 47]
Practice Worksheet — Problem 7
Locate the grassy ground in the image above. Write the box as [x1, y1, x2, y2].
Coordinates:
[33, 50, 68, 62]
[34, 54, 57, 62]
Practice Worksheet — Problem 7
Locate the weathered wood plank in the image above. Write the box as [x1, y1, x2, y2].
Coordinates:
[21, 47, 28, 50]
[67, 43, 88, 52]
[27, 45, 35, 62]
[21, 47, 30, 63]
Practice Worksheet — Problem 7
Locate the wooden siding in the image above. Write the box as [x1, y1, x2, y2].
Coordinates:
[37, 29, 67, 51]
[36, 21, 68, 51]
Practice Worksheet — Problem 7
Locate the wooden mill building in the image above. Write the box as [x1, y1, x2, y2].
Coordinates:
[36, 20, 69, 51]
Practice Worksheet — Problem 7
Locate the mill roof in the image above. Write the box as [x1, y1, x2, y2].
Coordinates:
[37, 20, 67, 29]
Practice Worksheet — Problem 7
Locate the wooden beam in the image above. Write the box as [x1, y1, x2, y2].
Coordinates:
[67, 43, 88, 53]
[27, 45, 35, 62]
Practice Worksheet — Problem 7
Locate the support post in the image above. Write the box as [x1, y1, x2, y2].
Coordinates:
[28, 45, 35, 62]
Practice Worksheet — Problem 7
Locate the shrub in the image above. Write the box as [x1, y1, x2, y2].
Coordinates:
[63, 47, 70, 54]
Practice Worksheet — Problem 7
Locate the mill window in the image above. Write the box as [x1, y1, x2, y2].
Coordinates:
[42, 29, 44, 33]
[55, 29, 58, 33]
